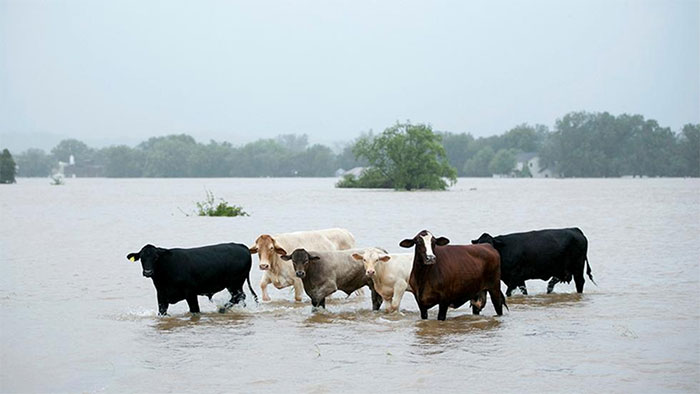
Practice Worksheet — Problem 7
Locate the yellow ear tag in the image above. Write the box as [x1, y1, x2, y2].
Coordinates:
[129, 256, 135, 262]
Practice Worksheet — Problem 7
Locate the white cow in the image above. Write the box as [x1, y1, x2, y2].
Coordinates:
[250, 228, 355, 301]
[351, 247, 413, 312]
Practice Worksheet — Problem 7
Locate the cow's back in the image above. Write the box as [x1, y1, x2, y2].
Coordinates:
[497, 228, 587, 281]
[273, 229, 348, 253]
[164, 243, 251, 293]
[315, 228, 355, 250]
[411, 244, 499, 309]
[306, 249, 368, 295]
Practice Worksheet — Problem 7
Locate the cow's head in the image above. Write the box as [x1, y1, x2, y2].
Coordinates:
[399, 230, 449, 265]
[280, 248, 319, 278]
[249, 234, 287, 271]
[126, 244, 171, 278]
[471, 233, 502, 248]
[351, 248, 391, 276]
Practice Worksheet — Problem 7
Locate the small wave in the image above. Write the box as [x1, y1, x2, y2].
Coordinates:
[113, 307, 159, 320]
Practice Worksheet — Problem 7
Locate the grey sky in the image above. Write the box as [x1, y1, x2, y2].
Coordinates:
[1, 0, 698, 151]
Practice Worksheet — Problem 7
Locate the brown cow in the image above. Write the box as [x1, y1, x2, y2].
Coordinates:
[399, 230, 507, 321]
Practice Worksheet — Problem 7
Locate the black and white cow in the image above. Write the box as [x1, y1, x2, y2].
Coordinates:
[472, 228, 596, 296]
[127, 243, 257, 315]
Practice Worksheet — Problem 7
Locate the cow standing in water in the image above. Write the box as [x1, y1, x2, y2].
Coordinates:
[127, 243, 257, 316]
[281, 248, 383, 311]
[400, 230, 506, 321]
[472, 227, 596, 296]
[249, 228, 355, 301]
[351, 247, 413, 313]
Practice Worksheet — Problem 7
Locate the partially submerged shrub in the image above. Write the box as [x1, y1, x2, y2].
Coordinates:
[194, 190, 249, 217]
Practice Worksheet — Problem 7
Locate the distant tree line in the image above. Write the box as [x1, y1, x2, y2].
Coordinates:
[441, 112, 698, 177]
[13, 134, 364, 178]
[9, 111, 699, 178]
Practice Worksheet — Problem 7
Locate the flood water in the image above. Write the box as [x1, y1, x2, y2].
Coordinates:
[1, 177, 698, 393]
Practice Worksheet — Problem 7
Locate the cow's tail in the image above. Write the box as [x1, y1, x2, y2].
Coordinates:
[585, 257, 597, 286]
[246, 272, 259, 303]
[501, 290, 509, 311]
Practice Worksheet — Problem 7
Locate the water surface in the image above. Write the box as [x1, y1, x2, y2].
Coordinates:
[1, 178, 698, 393]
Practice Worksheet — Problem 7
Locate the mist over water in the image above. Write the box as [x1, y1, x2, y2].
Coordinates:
[1, 178, 698, 392]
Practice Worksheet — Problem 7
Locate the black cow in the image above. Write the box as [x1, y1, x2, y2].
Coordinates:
[126, 243, 258, 315]
[472, 228, 596, 296]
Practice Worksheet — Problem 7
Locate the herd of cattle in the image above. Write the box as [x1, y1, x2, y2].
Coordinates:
[126, 227, 596, 320]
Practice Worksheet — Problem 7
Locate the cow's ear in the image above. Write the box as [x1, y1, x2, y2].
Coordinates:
[280, 254, 292, 261]
[399, 239, 415, 248]
[378, 255, 391, 262]
[249, 245, 258, 254]
[127, 252, 140, 262]
[435, 237, 450, 246]
[351, 253, 363, 261]
[309, 255, 321, 262]
[274, 247, 287, 256]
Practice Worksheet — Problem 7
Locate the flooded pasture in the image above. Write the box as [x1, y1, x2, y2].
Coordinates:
[1, 177, 698, 393]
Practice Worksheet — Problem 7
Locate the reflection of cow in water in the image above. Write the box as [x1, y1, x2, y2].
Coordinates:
[472, 227, 596, 296]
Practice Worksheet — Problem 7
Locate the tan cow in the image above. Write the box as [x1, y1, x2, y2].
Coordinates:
[351, 247, 413, 313]
[250, 228, 355, 301]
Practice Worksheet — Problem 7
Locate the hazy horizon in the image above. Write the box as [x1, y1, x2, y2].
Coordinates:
[2, 1, 698, 152]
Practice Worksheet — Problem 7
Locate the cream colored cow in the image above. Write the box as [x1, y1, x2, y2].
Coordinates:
[352, 247, 413, 312]
[250, 228, 355, 301]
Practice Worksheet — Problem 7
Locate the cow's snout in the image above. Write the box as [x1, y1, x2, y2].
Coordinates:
[425, 255, 437, 265]
[142, 269, 153, 277]
[259, 264, 270, 270]
[296, 271, 305, 278]
[366, 269, 375, 276]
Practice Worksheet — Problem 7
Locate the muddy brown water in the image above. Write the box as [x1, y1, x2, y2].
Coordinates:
[1, 178, 698, 393]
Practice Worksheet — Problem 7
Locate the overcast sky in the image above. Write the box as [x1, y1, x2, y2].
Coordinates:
[1, 0, 698, 151]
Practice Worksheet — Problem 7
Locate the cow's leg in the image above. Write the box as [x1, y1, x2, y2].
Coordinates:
[573, 271, 585, 293]
[489, 286, 504, 316]
[230, 288, 247, 306]
[370, 287, 383, 311]
[419, 305, 429, 320]
[505, 284, 517, 297]
[311, 298, 326, 309]
[157, 292, 168, 316]
[547, 277, 560, 294]
[186, 295, 200, 314]
[390, 282, 408, 313]
[518, 283, 528, 295]
[260, 273, 272, 302]
[437, 303, 448, 321]
[293, 278, 304, 302]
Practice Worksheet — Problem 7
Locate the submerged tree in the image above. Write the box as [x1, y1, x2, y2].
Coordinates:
[337, 122, 457, 190]
[0, 149, 17, 184]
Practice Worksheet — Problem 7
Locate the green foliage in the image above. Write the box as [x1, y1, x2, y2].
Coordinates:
[337, 122, 457, 190]
[488, 149, 517, 175]
[51, 139, 93, 163]
[194, 190, 249, 217]
[15, 149, 53, 177]
[100, 145, 144, 177]
[678, 124, 699, 177]
[463, 146, 495, 177]
[10, 115, 699, 179]
[516, 163, 533, 178]
[0, 149, 17, 183]
[540, 112, 685, 177]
